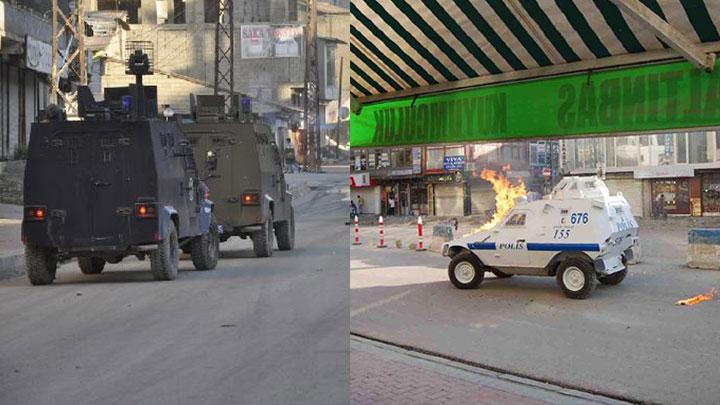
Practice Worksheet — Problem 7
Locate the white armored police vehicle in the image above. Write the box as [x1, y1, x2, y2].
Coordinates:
[442, 176, 638, 299]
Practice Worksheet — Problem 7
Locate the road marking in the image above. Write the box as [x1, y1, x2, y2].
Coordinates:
[351, 288, 415, 318]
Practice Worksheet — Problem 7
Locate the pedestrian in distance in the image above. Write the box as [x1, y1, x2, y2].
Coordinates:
[388, 195, 396, 216]
[357, 195, 364, 215]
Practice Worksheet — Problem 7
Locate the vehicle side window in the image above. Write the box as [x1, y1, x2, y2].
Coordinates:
[504, 213, 526, 226]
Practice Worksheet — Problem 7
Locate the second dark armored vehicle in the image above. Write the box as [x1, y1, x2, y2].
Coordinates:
[21, 51, 219, 285]
[182, 95, 294, 257]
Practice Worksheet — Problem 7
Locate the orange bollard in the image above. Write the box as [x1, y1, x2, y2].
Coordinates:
[416, 216, 427, 251]
[377, 216, 387, 248]
[353, 215, 362, 245]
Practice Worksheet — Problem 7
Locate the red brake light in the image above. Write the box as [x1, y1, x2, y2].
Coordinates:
[25, 206, 47, 221]
[241, 192, 260, 205]
[135, 203, 158, 218]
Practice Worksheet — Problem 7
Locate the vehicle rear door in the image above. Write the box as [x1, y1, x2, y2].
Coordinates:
[89, 132, 129, 247]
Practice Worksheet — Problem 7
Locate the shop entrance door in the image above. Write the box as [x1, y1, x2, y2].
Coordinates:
[652, 179, 691, 215]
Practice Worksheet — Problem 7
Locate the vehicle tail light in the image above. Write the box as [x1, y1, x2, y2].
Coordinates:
[135, 203, 158, 219]
[24, 206, 47, 222]
[241, 192, 260, 206]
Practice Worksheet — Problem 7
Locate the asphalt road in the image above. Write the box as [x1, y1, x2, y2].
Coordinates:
[0, 168, 349, 405]
[351, 223, 720, 404]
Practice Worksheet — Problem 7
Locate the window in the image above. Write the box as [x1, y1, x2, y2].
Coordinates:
[170, 0, 186, 24]
[676, 133, 687, 164]
[98, 0, 141, 24]
[205, 0, 219, 23]
[616, 136, 639, 167]
[688, 132, 710, 164]
[504, 213, 526, 226]
[426, 147, 444, 171]
[390, 148, 412, 168]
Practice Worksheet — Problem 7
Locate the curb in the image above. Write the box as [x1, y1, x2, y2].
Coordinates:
[0, 250, 24, 280]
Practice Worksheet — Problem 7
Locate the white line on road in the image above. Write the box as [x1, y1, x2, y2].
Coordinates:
[351, 288, 416, 318]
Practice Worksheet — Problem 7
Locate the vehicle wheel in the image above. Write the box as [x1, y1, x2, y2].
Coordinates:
[448, 252, 484, 289]
[275, 207, 295, 251]
[25, 245, 58, 286]
[150, 221, 180, 280]
[490, 268, 513, 278]
[78, 257, 106, 274]
[556, 258, 597, 299]
[190, 216, 219, 271]
[599, 269, 627, 286]
[252, 215, 274, 258]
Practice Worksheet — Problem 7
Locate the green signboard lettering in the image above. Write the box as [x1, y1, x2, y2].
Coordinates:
[351, 59, 720, 148]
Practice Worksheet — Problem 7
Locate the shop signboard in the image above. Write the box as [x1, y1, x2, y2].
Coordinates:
[634, 165, 694, 179]
[241, 25, 302, 59]
[443, 155, 464, 171]
[412, 147, 422, 174]
[25, 36, 52, 75]
[351, 59, 720, 147]
[390, 168, 413, 177]
[350, 173, 371, 188]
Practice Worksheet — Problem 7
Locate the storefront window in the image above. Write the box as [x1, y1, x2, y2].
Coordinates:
[652, 179, 691, 215]
[702, 174, 720, 213]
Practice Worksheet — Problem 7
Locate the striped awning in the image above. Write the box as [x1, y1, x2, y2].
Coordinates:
[351, 0, 720, 103]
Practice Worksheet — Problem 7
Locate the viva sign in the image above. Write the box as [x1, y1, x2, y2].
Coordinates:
[351, 59, 720, 148]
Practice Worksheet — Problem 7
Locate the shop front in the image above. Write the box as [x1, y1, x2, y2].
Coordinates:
[426, 172, 466, 217]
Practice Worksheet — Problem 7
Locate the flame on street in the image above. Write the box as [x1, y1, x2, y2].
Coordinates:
[675, 288, 716, 306]
[478, 167, 528, 231]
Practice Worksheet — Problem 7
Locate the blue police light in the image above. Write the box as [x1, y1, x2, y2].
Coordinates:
[122, 95, 132, 112]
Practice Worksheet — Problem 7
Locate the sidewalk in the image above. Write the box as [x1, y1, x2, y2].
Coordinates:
[0, 203, 24, 280]
[351, 336, 627, 405]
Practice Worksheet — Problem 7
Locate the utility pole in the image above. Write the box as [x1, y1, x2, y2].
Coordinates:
[50, 0, 87, 112]
[335, 56, 344, 159]
[214, 0, 235, 116]
[303, 0, 320, 171]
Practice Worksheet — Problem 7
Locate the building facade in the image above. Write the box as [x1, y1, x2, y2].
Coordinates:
[91, 0, 349, 158]
[0, 0, 59, 159]
[353, 130, 720, 219]
[562, 131, 720, 217]
[351, 141, 559, 218]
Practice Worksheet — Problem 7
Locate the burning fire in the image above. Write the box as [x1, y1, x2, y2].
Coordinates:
[676, 288, 716, 306]
[478, 167, 528, 231]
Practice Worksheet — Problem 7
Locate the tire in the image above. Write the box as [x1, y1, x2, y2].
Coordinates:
[556, 258, 597, 299]
[448, 252, 484, 289]
[190, 216, 219, 271]
[490, 268, 513, 278]
[252, 215, 274, 258]
[275, 207, 295, 251]
[78, 257, 106, 274]
[599, 269, 627, 286]
[25, 245, 58, 286]
[150, 221, 180, 280]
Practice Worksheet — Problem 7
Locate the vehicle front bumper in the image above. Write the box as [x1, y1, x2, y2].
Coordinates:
[593, 248, 633, 275]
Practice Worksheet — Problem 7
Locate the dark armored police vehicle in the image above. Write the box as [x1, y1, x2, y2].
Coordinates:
[182, 95, 294, 257]
[22, 50, 219, 285]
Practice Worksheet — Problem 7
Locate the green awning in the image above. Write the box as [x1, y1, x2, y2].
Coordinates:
[351, 0, 720, 101]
